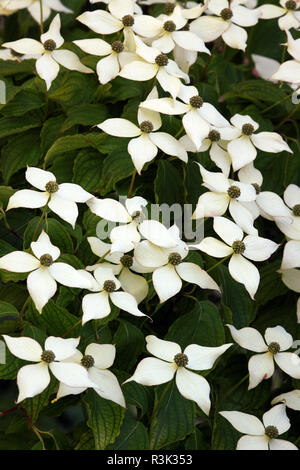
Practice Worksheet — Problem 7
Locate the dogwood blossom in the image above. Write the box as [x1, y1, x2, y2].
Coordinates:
[220, 404, 298, 450]
[124, 335, 232, 415]
[2, 335, 94, 402]
[259, 0, 300, 31]
[2, 15, 93, 90]
[272, 390, 300, 410]
[195, 217, 279, 298]
[6, 166, 92, 228]
[0, 231, 91, 313]
[227, 324, 300, 389]
[272, 31, 300, 86]
[56, 343, 125, 407]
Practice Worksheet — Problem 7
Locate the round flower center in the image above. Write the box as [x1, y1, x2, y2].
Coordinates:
[227, 185, 241, 199]
[140, 120, 154, 133]
[81, 355, 95, 369]
[265, 425, 279, 439]
[41, 350, 55, 363]
[103, 280, 116, 293]
[242, 123, 254, 136]
[189, 95, 203, 108]
[45, 181, 58, 193]
[43, 39, 56, 51]
[163, 20, 176, 32]
[292, 204, 300, 216]
[120, 254, 133, 268]
[232, 240, 245, 254]
[252, 183, 261, 195]
[268, 342, 280, 355]
[174, 353, 188, 367]
[285, 0, 296, 10]
[155, 53, 169, 67]
[208, 130, 221, 142]
[40, 253, 53, 267]
[220, 8, 233, 20]
[111, 40, 124, 53]
[168, 252, 182, 266]
[122, 14, 134, 27]
[165, 2, 175, 13]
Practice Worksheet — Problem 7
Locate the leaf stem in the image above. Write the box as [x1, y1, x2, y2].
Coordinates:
[39, 0, 44, 34]
[128, 169, 137, 197]
[207, 255, 231, 273]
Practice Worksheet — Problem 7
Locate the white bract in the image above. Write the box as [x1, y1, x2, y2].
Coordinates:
[7, 166, 92, 228]
[2, 335, 94, 403]
[220, 404, 298, 450]
[190, 0, 260, 51]
[1, 0, 72, 22]
[227, 324, 300, 389]
[81, 265, 146, 324]
[2, 15, 93, 90]
[0, 231, 91, 313]
[56, 343, 125, 407]
[124, 335, 232, 415]
[98, 87, 187, 173]
[195, 217, 279, 298]
[271, 389, 300, 410]
[259, 0, 300, 31]
[272, 31, 300, 88]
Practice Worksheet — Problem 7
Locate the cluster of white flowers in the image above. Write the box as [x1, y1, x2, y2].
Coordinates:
[0, 0, 299, 451]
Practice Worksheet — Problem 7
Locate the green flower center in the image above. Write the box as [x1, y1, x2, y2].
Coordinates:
[120, 254, 133, 268]
[40, 254, 53, 267]
[292, 204, 300, 216]
[122, 15, 134, 27]
[45, 181, 58, 193]
[81, 355, 95, 369]
[111, 40, 124, 53]
[168, 252, 182, 266]
[232, 240, 246, 254]
[155, 53, 169, 67]
[174, 353, 188, 367]
[103, 280, 116, 293]
[43, 39, 56, 51]
[265, 425, 279, 439]
[189, 95, 203, 108]
[252, 183, 261, 195]
[285, 0, 296, 10]
[220, 8, 233, 20]
[41, 350, 55, 363]
[163, 20, 176, 32]
[208, 130, 221, 142]
[268, 342, 280, 355]
[140, 120, 154, 133]
[242, 123, 255, 136]
[227, 185, 241, 199]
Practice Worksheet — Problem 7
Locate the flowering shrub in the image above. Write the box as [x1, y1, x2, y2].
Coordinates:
[0, 0, 299, 451]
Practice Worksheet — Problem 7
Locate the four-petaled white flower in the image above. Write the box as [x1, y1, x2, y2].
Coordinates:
[227, 324, 300, 389]
[2, 335, 94, 403]
[56, 343, 125, 407]
[272, 31, 300, 87]
[1, 0, 73, 22]
[271, 389, 300, 411]
[220, 404, 298, 450]
[124, 335, 232, 415]
[259, 0, 300, 31]
[195, 217, 279, 299]
[0, 231, 91, 313]
[7, 166, 92, 228]
[2, 15, 93, 90]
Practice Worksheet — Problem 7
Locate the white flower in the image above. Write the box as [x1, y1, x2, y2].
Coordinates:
[1, 0, 72, 22]
[87, 236, 149, 303]
[0, 231, 91, 313]
[281, 240, 300, 270]
[192, 165, 258, 235]
[227, 324, 300, 389]
[220, 404, 298, 450]
[98, 87, 187, 173]
[251, 54, 281, 83]
[87, 195, 148, 252]
[81, 265, 146, 325]
[134, 226, 220, 302]
[259, 0, 300, 31]
[190, 0, 260, 51]
[140, 83, 231, 151]
[56, 343, 125, 407]
[2, 15, 93, 90]
[118, 36, 190, 100]
[272, 390, 300, 410]
[124, 335, 232, 415]
[7, 166, 92, 228]
[280, 268, 300, 293]
[271, 31, 300, 86]
[237, 162, 263, 221]
[2, 335, 94, 403]
[227, 114, 292, 172]
[195, 217, 279, 299]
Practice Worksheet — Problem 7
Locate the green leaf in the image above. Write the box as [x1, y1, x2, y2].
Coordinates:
[83, 389, 125, 450]
[223, 80, 287, 105]
[73, 149, 103, 192]
[0, 300, 18, 318]
[22, 377, 58, 422]
[27, 300, 81, 337]
[61, 103, 109, 132]
[24, 218, 74, 254]
[44, 134, 91, 165]
[108, 414, 149, 450]
[154, 160, 185, 206]
[113, 320, 145, 371]
[0, 116, 41, 139]
[98, 151, 134, 195]
[1, 89, 44, 116]
[75, 430, 95, 450]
